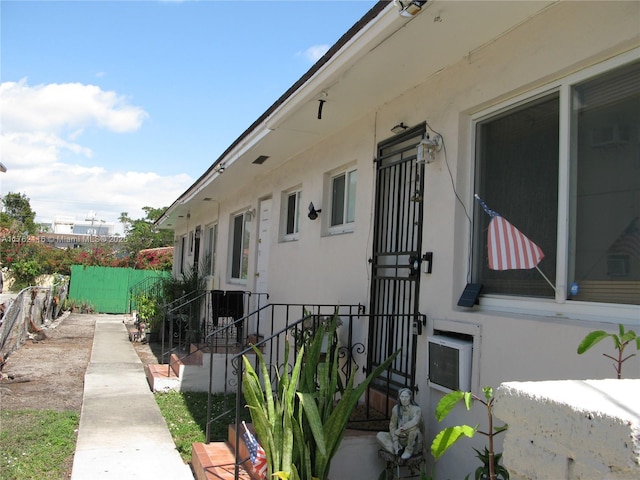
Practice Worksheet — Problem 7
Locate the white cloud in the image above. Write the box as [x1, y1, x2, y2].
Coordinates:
[1, 79, 148, 134]
[301, 44, 330, 63]
[0, 80, 192, 234]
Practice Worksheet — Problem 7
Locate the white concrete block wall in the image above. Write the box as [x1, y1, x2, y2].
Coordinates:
[494, 380, 640, 480]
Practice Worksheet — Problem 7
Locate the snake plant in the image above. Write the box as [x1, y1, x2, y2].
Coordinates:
[242, 313, 399, 480]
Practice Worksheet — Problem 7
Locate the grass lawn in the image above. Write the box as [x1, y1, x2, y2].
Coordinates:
[154, 391, 251, 462]
[0, 392, 250, 478]
[0, 409, 79, 480]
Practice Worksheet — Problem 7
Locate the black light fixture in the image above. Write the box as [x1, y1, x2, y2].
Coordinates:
[391, 122, 409, 134]
[308, 202, 322, 220]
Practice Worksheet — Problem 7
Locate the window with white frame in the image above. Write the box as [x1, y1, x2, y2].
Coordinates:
[472, 59, 639, 306]
[282, 189, 301, 241]
[329, 167, 357, 231]
[205, 223, 217, 276]
[230, 211, 251, 281]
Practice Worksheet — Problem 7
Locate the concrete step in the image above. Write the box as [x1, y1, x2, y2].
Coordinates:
[145, 344, 258, 393]
[145, 363, 180, 392]
[191, 424, 261, 480]
[192, 442, 255, 480]
[145, 344, 205, 392]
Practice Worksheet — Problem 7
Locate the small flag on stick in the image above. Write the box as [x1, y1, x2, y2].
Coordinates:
[487, 215, 544, 270]
[475, 194, 544, 270]
[242, 421, 267, 479]
[475, 195, 556, 293]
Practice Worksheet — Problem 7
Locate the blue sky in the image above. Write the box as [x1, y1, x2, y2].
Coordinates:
[0, 0, 374, 233]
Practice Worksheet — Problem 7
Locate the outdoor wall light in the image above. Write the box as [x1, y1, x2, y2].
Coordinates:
[396, 0, 427, 17]
[417, 133, 443, 164]
[391, 122, 409, 134]
[308, 202, 322, 220]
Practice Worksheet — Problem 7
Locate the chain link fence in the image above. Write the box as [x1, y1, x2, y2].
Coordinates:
[0, 278, 69, 365]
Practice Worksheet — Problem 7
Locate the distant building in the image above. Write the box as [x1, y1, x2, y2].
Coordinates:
[39, 213, 118, 248]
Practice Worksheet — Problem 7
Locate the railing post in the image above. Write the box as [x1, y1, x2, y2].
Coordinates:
[234, 355, 243, 480]
[206, 328, 214, 444]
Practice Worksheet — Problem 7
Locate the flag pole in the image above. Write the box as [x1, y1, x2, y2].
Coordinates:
[535, 265, 557, 293]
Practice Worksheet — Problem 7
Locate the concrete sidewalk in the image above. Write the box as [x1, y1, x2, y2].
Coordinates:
[71, 315, 194, 480]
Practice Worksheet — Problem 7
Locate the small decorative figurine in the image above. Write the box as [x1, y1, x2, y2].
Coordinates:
[376, 388, 424, 460]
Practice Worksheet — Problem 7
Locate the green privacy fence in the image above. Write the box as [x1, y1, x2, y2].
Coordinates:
[68, 265, 170, 314]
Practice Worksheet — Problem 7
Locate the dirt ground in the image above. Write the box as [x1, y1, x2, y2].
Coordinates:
[0, 313, 160, 412]
[1, 312, 387, 434]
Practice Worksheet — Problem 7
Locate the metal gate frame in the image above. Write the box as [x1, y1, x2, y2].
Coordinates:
[368, 122, 426, 393]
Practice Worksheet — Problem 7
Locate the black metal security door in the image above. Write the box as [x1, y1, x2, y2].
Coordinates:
[368, 123, 425, 393]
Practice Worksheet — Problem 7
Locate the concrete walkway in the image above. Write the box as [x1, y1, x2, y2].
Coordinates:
[71, 315, 194, 480]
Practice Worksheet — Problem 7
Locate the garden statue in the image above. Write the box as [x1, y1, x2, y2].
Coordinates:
[376, 388, 424, 460]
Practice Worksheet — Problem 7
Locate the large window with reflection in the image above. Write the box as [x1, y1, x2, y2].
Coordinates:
[473, 60, 639, 305]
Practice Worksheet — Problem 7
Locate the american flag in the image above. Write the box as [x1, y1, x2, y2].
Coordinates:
[476, 195, 544, 270]
[242, 422, 267, 479]
[487, 215, 544, 270]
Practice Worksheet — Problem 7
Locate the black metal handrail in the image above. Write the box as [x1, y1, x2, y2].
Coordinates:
[156, 292, 424, 480]
[159, 290, 270, 380]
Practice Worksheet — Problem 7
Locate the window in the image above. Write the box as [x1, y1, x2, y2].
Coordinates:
[179, 235, 187, 275]
[205, 223, 217, 276]
[330, 168, 357, 230]
[282, 189, 301, 240]
[473, 60, 640, 306]
[231, 211, 251, 281]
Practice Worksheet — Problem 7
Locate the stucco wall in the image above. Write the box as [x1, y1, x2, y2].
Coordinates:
[494, 379, 640, 479]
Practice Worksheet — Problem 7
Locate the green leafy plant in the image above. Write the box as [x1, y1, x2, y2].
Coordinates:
[242, 314, 399, 480]
[577, 324, 639, 379]
[133, 291, 160, 332]
[11, 258, 41, 290]
[62, 298, 95, 314]
[471, 446, 509, 480]
[431, 387, 508, 480]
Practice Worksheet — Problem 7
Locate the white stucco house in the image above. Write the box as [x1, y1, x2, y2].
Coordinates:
[157, 1, 640, 478]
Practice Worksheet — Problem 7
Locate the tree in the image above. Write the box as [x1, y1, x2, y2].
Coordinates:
[0, 192, 38, 235]
[119, 206, 174, 267]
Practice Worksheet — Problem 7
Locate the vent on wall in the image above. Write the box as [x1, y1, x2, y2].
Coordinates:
[428, 335, 473, 393]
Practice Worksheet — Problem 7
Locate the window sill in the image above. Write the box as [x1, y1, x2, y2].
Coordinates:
[327, 225, 354, 236]
[475, 295, 639, 325]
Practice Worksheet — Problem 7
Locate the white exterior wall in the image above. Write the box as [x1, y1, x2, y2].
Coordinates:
[170, 2, 640, 478]
[385, 3, 640, 478]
